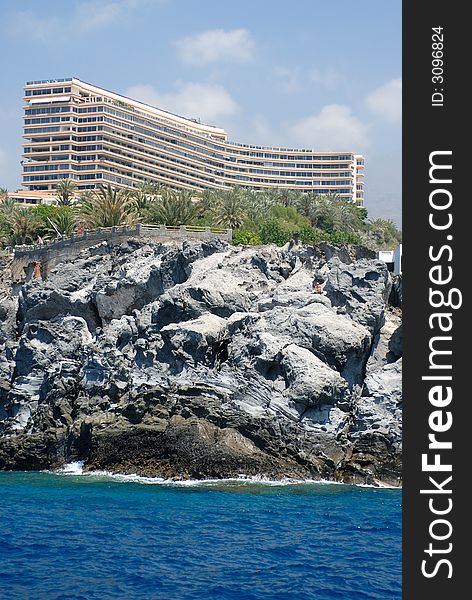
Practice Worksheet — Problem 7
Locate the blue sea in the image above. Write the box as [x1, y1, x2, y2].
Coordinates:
[0, 469, 401, 600]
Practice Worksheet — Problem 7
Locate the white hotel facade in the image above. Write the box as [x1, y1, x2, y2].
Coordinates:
[22, 78, 365, 205]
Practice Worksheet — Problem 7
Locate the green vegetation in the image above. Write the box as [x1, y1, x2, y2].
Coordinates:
[205, 188, 372, 247]
[363, 217, 402, 249]
[131, 181, 164, 212]
[55, 179, 77, 206]
[142, 188, 199, 226]
[1, 207, 43, 245]
[211, 188, 247, 229]
[77, 184, 138, 228]
[0, 179, 401, 251]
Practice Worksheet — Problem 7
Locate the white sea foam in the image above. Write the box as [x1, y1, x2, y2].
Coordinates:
[54, 465, 401, 489]
[355, 481, 401, 490]
[56, 461, 85, 475]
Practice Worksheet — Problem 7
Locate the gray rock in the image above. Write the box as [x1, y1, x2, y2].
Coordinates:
[366, 309, 402, 374]
[311, 241, 377, 264]
[0, 239, 402, 485]
[161, 314, 228, 366]
[353, 358, 402, 446]
[389, 274, 402, 308]
[279, 344, 348, 408]
[324, 257, 392, 334]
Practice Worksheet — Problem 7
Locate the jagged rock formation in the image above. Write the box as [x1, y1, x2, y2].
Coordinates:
[0, 239, 402, 485]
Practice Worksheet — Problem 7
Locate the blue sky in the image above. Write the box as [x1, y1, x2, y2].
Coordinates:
[0, 0, 401, 222]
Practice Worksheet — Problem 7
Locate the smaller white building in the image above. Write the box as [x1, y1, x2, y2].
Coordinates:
[393, 243, 402, 275]
[377, 243, 402, 275]
[8, 190, 59, 206]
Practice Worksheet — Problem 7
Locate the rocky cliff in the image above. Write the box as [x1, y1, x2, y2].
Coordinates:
[0, 239, 402, 485]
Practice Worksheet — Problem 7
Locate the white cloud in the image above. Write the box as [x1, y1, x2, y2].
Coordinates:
[5, 1, 162, 39]
[366, 78, 402, 123]
[7, 11, 61, 41]
[75, 1, 124, 31]
[176, 29, 255, 65]
[250, 116, 277, 145]
[273, 66, 338, 95]
[309, 68, 338, 89]
[273, 67, 303, 95]
[289, 104, 370, 150]
[75, 0, 162, 31]
[125, 82, 239, 123]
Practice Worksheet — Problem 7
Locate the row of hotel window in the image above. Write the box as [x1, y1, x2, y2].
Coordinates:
[22, 164, 354, 187]
[25, 106, 112, 116]
[24, 149, 362, 195]
[23, 160, 353, 180]
[25, 149, 362, 195]
[25, 126, 357, 171]
[24, 135, 363, 187]
[21, 155, 362, 189]
[93, 174, 353, 192]
[25, 145, 103, 153]
[22, 172, 353, 194]
[24, 146, 354, 170]
[23, 175, 354, 197]
[25, 87, 72, 96]
[24, 105, 356, 162]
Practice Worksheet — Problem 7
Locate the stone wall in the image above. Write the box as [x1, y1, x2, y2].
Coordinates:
[10, 224, 232, 283]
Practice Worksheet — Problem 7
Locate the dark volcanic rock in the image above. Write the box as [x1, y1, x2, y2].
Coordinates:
[389, 274, 402, 308]
[0, 239, 402, 486]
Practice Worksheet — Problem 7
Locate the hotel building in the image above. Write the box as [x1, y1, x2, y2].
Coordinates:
[22, 78, 365, 205]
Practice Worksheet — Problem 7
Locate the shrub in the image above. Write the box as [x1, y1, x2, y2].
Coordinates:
[328, 230, 363, 245]
[232, 229, 262, 246]
[260, 219, 293, 246]
[298, 225, 325, 245]
[30, 205, 75, 239]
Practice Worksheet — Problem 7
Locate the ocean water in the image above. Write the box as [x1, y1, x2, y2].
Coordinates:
[0, 470, 401, 600]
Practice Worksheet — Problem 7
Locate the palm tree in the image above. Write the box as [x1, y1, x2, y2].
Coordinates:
[305, 194, 335, 231]
[148, 189, 199, 226]
[131, 180, 162, 213]
[212, 188, 246, 229]
[47, 211, 76, 238]
[199, 189, 220, 218]
[5, 208, 43, 245]
[332, 198, 366, 233]
[146, 181, 167, 197]
[295, 193, 315, 220]
[55, 179, 77, 206]
[264, 187, 283, 206]
[244, 189, 275, 221]
[76, 190, 94, 205]
[365, 218, 402, 249]
[0, 194, 17, 216]
[78, 184, 138, 228]
[278, 188, 299, 207]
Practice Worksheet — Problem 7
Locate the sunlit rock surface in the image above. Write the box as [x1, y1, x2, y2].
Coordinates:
[0, 240, 402, 485]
